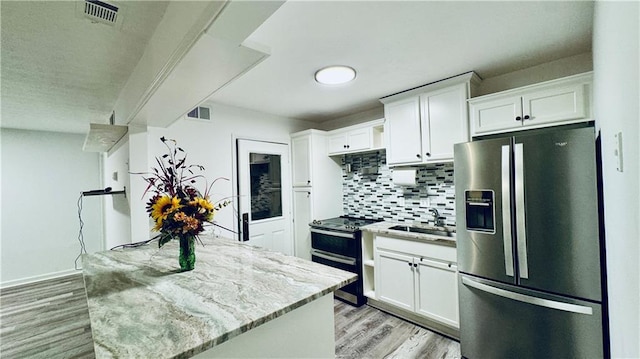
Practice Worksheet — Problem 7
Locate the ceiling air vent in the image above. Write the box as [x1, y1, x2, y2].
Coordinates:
[82, 0, 119, 25]
[186, 106, 211, 121]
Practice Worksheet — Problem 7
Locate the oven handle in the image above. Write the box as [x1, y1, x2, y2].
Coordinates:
[310, 228, 356, 239]
[310, 249, 357, 266]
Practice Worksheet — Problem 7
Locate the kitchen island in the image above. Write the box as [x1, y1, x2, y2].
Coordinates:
[82, 236, 356, 358]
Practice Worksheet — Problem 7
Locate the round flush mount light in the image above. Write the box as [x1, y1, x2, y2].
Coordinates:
[314, 65, 356, 85]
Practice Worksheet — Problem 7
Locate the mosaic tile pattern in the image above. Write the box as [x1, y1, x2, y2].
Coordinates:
[342, 150, 456, 227]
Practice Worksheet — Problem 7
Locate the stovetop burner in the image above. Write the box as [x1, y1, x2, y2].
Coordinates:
[310, 216, 382, 232]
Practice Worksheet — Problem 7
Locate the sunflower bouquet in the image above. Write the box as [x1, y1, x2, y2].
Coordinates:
[141, 137, 230, 250]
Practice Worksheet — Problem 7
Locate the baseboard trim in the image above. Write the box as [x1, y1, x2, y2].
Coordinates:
[1, 269, 82, 289]
[367, 298, 460, 340]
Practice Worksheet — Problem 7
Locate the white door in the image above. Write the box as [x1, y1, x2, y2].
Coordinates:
[291, 135, 311, 187]
[237, 139, 292, 255]
[423, 84, 468, 161]
[376, 249, 415, 311]
[415, 259, 460, 328]
[292, 188, 312, 260]
[384, 97, 423, 165]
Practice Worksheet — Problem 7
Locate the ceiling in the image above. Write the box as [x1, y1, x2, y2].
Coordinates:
[0, 1, 594, 134]
[0, 1, 168, 134]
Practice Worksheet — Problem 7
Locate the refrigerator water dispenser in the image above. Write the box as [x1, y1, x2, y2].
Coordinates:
[465, 190, 495, 233]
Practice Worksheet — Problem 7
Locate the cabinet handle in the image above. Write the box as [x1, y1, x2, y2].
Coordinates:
[425, 152, 431, 157]
[307, 180, 311, 184]
[515, 116, 522, 121]
[343, 145, 347, 148]
[407, 262, 412, 267]
[307, 192, 310, 198]
[524, 115, 531, 120]
[413, 263, 418, 268]
[416, 154, 421, 158]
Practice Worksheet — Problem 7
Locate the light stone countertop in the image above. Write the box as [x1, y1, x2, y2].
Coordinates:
[362, 221, 457, 245]
[82, 236, 356, 359]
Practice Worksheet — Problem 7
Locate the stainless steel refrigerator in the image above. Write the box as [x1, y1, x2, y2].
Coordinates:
[454, 125, 606, 358]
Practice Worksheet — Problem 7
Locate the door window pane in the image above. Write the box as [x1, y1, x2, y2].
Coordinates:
[250, 153, 282, 220]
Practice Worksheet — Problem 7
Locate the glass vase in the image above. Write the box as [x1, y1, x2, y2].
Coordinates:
[178, 235, 196, 271]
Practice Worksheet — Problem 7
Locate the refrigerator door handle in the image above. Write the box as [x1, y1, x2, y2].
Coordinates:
[501, 145, 514, 277]
[461, 277, 593, 315]
[514, 143, 529, 278]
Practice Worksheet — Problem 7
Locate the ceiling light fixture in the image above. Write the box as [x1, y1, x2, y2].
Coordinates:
[314, 65, 356, 85]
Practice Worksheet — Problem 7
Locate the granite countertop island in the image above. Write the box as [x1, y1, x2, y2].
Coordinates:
[82, 236, 356, 358]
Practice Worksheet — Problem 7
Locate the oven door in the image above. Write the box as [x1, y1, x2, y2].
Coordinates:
[310, 228, 358, 258]
[310, 249, 361, 304]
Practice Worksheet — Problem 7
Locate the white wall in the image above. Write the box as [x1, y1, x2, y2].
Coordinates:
[476, 52, 593, 96]
[593, 2, 640, 357]
[104, 104, 315, 244]
[0, 129, 103, 286]
[102, 137, 131, 249]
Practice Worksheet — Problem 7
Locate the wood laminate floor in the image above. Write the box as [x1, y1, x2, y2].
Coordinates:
[1, 274, 460, 358]
[0, 274, 94, 359]
[334, 299, 461, 359]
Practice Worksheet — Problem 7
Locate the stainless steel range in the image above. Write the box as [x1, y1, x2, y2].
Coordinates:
[309, 216, 381, 306]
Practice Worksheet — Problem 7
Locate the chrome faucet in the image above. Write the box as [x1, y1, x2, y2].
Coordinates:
[428, 208, 444, 227]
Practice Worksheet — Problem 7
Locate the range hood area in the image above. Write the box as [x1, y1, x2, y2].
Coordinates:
[82, 123, 128, 152]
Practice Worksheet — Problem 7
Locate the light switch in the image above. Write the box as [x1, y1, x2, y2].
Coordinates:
[614, 132, 623, 172]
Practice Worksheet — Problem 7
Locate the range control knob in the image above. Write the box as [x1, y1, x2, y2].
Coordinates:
[312, 220, 322, 225]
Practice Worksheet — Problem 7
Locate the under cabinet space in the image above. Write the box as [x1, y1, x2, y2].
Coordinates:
[363, 265, 375, 299]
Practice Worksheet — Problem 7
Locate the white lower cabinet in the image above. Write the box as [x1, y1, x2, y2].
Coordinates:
[372, 235, 459, 329]
[377, 250, 415, 311]
[415, 258, 459, 328]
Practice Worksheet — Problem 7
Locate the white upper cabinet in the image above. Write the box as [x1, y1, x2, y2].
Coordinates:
[422, 85, 468, 161]
[469, 72, 592, 136]
[385, 97, 422, 164]
[381, 72, 479, 166]
[291, 135, 312, 187]
[327, 119, 384, 155]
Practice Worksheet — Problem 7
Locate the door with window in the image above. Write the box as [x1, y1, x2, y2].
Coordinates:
[237, 139, 292, 255]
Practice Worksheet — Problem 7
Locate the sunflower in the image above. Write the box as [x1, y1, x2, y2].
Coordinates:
[190, 197, 214, 212]
[151, 196, 182, 224]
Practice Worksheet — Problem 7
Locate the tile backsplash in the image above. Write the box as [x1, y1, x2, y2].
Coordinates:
[342, 150, 456, 227]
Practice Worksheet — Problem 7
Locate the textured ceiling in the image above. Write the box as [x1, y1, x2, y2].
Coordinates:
[210, 1, 593, 122]
[1, 1, 594, 133]
[1, 1, 168, 134]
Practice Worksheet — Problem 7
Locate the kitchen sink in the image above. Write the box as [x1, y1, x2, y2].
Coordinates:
[389, 225, 455, 238]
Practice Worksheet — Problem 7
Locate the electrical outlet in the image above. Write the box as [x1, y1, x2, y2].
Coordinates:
[112, 171, 118, 181]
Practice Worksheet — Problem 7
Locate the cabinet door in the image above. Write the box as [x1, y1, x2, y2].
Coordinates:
[470, 95, 523, 135]
[327, 133, 348, 154]
[346, 128, 371, 152]
[376, 250, 415, 311]
[291, 136, 311, 187]
[422, 84, 468, 161]
[292, 188, 313, 260]
[522, 83, 587, 128]
[385, 97, 423, 165]
[415, 259, 459, 328]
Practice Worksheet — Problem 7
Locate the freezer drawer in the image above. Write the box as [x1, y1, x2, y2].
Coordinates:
[459, 275, 604, 359]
